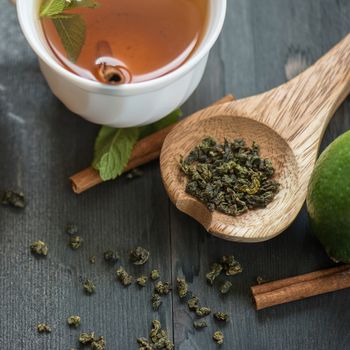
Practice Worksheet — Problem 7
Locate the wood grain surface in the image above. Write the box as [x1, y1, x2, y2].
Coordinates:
[1, 0, 350, 349]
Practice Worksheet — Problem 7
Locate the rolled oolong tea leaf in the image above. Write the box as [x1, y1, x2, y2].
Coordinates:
[67, 315, 81, 328]
[193, 320, 208, 329]
[89, 256, 96, 264]
[37, 323, 52, 333]
[69, 235, 83, 250]
[150, 269, 160, 281]
[213, 330, 224, 345]
[214, 312, 229, 322]
[83, 279, 96, 294]
[79, 332, 95, 344]
[151, 293, 162, 311]
[221, 255, 242, 276]
[30, 240, 48, 256]
[2, 190, 25, 208]
[180, 137, 280, 216]
[116, 267, 133, 286]
[130, 246, 150, 265]
[91, 336, 106, 350]
[136, 275, 148, 287]
[65, 223, 78, 235]
[176, 277, 188, 298]
[187, 296, 199, 311]
[206, 263, 223, 285]
[137, 337, 153, 350]
[103, 250, 119, 264]
[256, 276, 269, 285]
[195, 307, 211, 317]
[154, 281, 172, 295]
[219, 280, 232, 294]
[149, 320, 174, 350]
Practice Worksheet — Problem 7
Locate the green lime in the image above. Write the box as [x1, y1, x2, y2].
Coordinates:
[307, 130, 350, 262]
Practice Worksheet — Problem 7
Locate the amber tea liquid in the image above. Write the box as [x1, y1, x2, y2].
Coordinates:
[41, 0, 208, 84]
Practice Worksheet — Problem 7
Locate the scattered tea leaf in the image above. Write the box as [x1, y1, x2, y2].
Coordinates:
[221, 256, 242, 276]
[193, 320, 207, 329]
[136, 275, 148, 287]
[256, 276, 269, 285]
[219, 280, 232, 294]
[83, 279, 96, 294]
[154, 281, 171, 295]
[67, 315, 81, 328]
[214, 312, 229, 322]
[2, 190, 25, 208]
[150, 269, 160, 281]
[195, 307, 211, 317]
[103, 250, 119, 264]
[65, 223, 78, 235]
[79, 332, 95, 344]
[137, 337, 153, 349]
[69, 235, 83, 250]
[37, 323, 52, 333]
[176, 277, 188, 298]
[206, 263, 223, 285]
[130, 246, 150, 265]
[213, 330, 224, 345]
[151, 293, 162, 311]
[187, 296, 199, 311]
[89, 256, 96, 264]
[91, 336, 106, 350]
[116, 267, 133, 286]
[92, 127, 140, 181]
[30, 240, 48, 256]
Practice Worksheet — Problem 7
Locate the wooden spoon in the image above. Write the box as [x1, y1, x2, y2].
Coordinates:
[160, 34, 350, 242]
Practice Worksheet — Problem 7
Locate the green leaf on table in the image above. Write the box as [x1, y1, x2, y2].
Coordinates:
[139, 109, 183, 139]
[65, 0, 100, 10]
[92, 127, 140, 181]
[51, 14, 86, 62]
[40, 0, 66, 17]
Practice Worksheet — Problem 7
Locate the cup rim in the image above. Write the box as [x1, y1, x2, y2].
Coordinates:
[17, 0, 227, 94]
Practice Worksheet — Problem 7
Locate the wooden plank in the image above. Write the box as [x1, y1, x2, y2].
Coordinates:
[171, 0, 350, 349]
[0, 4, 173, 350]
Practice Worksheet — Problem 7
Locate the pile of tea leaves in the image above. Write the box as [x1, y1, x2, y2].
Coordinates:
[180, 137, 280, 216]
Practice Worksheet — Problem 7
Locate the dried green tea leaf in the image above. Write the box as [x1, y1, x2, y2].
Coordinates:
[150, 269, 160, 281]
[193, 320, 207, 329]
[65, 223, 78, 235]
[187, 296, 199, 311]
[176, 277, 188, 298]
[214, 312, 229, 322]
[206, 263, 223, 285]
[219, 280, 232, 294]
[136, 275, 148, 287]
[116, 267, 133, 286]
[79, 332, 95, 344]
[103, 250, 119, 264]
[83, 279, 96, 294]
[40, 0, 66, 17]
[180, 138, 279, 216]
[195, 307, 211, 317]
[69, 235, 83, 249]
[221, 256, 242, 276]
[256, 276, 269, 285]
[89, 256, 96, 264]
[149, 320, 162, 342]
[1, 190, 25, 208]
[67, 315, 81, 327]
[37, 323, 52, 333]
[91, 336, 106, 350]
[213, 330, 224, 345]
[92, 127, 139, 181]
[154, 281, 171, 295]
[151, 293, 162, 311]
[130, 246, 150, 265]
[30, 240, 48, 256]
[137, 337, 153, 350]
[51, 14, 86, 63]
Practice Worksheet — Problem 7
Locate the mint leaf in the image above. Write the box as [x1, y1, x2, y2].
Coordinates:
[92, 127, 140, 181]
[139, 109, 182, 139]
[65, 0, 100, 10]
[40, 0, 66, 17]
[51, 14, 86, 62]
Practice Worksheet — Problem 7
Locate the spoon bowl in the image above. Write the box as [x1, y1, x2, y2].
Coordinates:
[160, 34, 350, 242]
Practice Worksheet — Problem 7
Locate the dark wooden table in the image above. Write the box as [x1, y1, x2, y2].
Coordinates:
[1, 0, 350, 349]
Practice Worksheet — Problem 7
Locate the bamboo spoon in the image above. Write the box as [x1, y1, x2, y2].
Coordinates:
[160, 33, 350, 242]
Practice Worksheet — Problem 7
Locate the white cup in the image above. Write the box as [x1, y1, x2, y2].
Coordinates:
[17, 0, 227, 127]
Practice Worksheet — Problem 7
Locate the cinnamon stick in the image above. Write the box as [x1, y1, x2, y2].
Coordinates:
[70, 94, 235, 194]
[251, 265, 350, 310]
